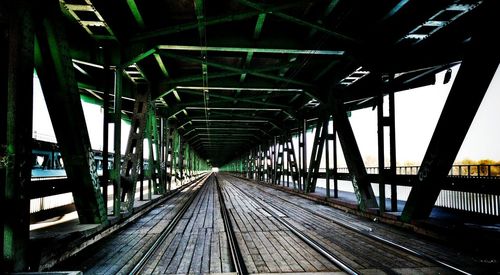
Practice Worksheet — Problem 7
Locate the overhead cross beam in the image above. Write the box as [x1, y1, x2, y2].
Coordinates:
[126, 0, 145, 28]
[131, 1, 314, 41]
[159, 51, 315, 87]
[157, 45, 344, 56]
[234, 0, 358, 45]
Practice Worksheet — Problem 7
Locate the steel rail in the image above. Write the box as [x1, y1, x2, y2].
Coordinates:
[231, 174, 473, 275]
[214, 175, 248, 275]
[226, 177, 359, 275]
[129, 174, 210, 275]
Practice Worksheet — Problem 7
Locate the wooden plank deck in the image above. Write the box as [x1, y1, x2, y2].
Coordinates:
[222, 174, 482, 274]
[139, 177, 232, 274]
[219, 178, 341, 274]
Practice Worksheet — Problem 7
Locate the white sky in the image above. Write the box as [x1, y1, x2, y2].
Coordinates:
[33, 73, 131, 154]
[33, 64, 500, 165]
[348, 64, 500, 166]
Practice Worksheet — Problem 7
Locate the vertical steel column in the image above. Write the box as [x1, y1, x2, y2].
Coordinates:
[178, 135, 184, 183]
[306, 114, 329, 193]
[165, 124, 174, 191]
[299, 120, 307, 191]
[325, 123, 331, 198]
[160, 118, 167, 191]
[2, 1, 33, 270]
[284, 133, 300, 189]
[112, 68, 122, 217]
[274, 138, 278, 184]
[377, 90, 386, 213]
[332, 123, 338, 198]
[100, 49, 112, 210]
[121, 85, 149, 210]
[388, 89, 397, 211]
[377, 75, 397, 213]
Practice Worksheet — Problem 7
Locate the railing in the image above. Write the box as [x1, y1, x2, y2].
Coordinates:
[32, 131, 57, 144]
[276, 165, 500, 217]
[336, 164, 500, 179]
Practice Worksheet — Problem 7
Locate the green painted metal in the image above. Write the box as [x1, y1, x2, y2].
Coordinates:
[157, 45, 343, 55]
[234, 0, 358, 45]
[305, 114, 330, 192]
[131, 1, 309, 41]
[253, 13, 266, 39]
[308, 0, 340, 38]
[174, 90, 293, 109]
[122, 48, 155, 69]
[146, 104, 164, 194]
[112, 68, 123, 217]
[3, 1, 33, 270]
[401, 19, 499, 221]
[166, 62, 294, 85]
[35, 5, 107, 224]
[159, 51, 315, 87]
[154, 53, 170, 78]
[330, 95, 377, 210]
[121, 86, 149, 211]
[126, 0, 145, 28]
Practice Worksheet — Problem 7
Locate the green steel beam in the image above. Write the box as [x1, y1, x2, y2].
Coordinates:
[186, 106, 283, 111]
[154, 62, 300, 95]
[192, 111, 271, 120]
[253, 13, 266, 39]
[183, 127, 264, 136]
[157, 45, 344, 56]
[35, 6, 107, 224]
[175, 86, 303, 92]
[3, 2, 33, 270]
[131, 1, 312, 41]
[36, 15, 107, 223]
[401, 16, 499, 221]
[126, 0, 145, 28]
[159, 51, 315, 87]
[122, 48, 155, 68]
[235, 0, 358, 45]
[240, 51, 254, 83]
[174, 90, 292, 109]
[154, 53, 170, 78]
[308, 0, 340, 38]
[382, 0, 410, 21]
[330, 94, 377, 210]
[191, 119, 268, 123]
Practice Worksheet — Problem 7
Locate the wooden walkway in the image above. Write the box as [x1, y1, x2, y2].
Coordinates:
[53, 177, 208, 274]
[139, 176, 232, 274]
[219, 178, 341, 274]
[221, 174, 482, 274]
[52, 173, 488, 274]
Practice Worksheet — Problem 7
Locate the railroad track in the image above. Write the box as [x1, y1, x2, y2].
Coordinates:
[129, 173, 248, 274]
[223, 174, 472, 275]
[245, 180, 471, 274]
[222, 176, 359, 274]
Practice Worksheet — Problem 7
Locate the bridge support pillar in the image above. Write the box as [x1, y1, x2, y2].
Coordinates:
[401, 3, 500, 221]
[34, 2, 107, 224]
[377, 74, 397, 213]
[330, 94, 378, 211]
[1, 1, 33, 271]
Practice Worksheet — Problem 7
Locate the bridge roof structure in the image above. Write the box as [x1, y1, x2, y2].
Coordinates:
[59, 0, 485, 166]
[3, 0, 500, 272]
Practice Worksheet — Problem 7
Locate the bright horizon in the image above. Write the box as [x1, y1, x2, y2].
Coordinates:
[33, 64, 500, 167]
